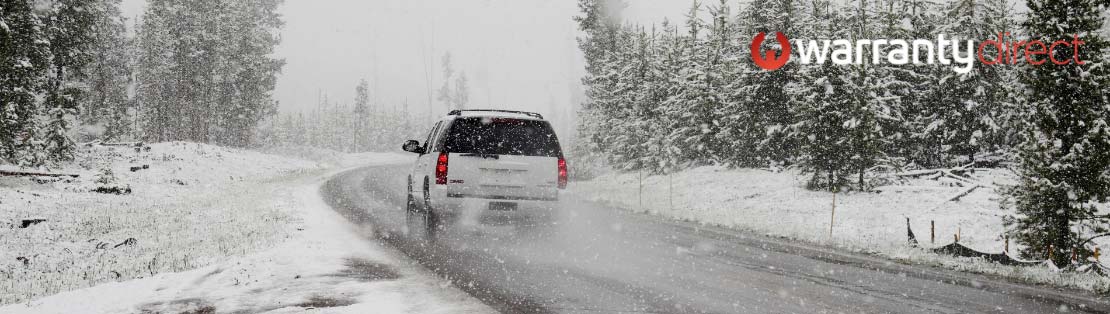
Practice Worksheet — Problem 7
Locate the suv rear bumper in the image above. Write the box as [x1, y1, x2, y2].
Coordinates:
[426, 186, 558, 213]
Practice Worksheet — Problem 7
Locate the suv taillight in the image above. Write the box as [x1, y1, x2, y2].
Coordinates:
[435, 152, 449, 185]
[557, 157, 568, 189]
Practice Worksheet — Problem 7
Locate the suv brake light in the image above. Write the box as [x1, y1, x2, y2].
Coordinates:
[435, 152, 449, 185]
[557, 158, 568, 189]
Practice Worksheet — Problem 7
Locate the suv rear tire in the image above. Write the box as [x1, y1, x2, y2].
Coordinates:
[422, 177, 440, 235]
[406, 176, 417, 213]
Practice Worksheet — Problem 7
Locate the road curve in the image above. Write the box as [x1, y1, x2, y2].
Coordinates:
[322, 165, 1110, 314]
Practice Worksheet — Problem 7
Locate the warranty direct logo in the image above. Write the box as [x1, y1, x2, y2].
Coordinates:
[750, 32, 792, 71]
[748, 31, 1087, 73]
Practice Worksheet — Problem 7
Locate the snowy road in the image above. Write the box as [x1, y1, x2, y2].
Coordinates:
[323, 165, 1110, 314]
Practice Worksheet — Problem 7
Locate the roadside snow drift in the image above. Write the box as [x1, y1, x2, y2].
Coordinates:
[2, 175, 493, 314]
[572, 166, 1110, 293]
[2, 142, 487, 314]
[1, 142, 320, 305]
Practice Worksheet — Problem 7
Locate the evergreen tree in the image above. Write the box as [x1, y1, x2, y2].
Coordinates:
[908, 0, 1014, 168]
[729, 0, 802, 167]
[354, 79, 370, 151]
[789, 0, 885, 190]
[137, 0, 283, 147]
[437, 52, 456, 111]
[82, 0, 132, 142]
[663, 1, 723, 166]
[42, 0, 104, 162]
[434, 52, 471, 111]
[607, 26, 654, 171]
[650, 20, 686, 174]
[1008, 0, 1110, 266]
[0, 0, 51, 165]
[221, 0, 284, 147]
[572, 0, 626, 177]
[453, 72, 469, 110]
[135, 0, 176, 142]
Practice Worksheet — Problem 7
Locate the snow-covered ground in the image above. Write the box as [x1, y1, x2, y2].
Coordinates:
[571, 166, 1110, 293]
[0, 143, 493, 313]
[0, 142, 318, 305]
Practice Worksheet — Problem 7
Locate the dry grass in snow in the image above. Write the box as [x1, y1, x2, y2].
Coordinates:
[0, 142, 322, 305]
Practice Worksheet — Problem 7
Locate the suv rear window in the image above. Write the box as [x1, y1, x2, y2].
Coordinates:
[443, 117, 562, 157]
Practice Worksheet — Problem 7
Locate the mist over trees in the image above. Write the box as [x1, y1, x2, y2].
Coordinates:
[136, 0, 285, 147]
[436, 52, 471, 111]
[254, 82, 424, 153]
[573, 0, 1110, 266]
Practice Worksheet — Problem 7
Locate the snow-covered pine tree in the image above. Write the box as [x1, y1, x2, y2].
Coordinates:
[701, 0, 744, 168]
[437, 53, 456, 111]
[453, 72, 469, 110]
[135, 0, 174, 142]
[81, 0, 132, 142]
[42, 0, 104, 162]
[847, 0, 898, 189]
[0, 0, 52, 165]
[911, 0, 1013, 168]
[137, 0, 282, 147]
[865, 0, 931, 170]
[221, 0, 284, 148]
[788, 0, 884, 191]
[1008, 0, 1110, 266]
[977, 0, 1023, 158]
[572, 0, 626, 177]
[433, 53, 471, 112]
[893, 0, 945, 168]
[729, 0, 801, 167]
[608, 26, 660, 171]
[789, 0, 850, 190]
[662, 1, 724, 167]
[650, 19, 686, 174]
[291, 112, 307, 146]
[354, 79, 370, 151]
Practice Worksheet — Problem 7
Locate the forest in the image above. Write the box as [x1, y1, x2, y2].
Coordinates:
[571, 0, 1110, 266]
[2, 0, 1108, 269]
[0, 0, 421, 167]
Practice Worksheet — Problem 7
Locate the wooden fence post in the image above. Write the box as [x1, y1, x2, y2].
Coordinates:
[829, 191, 837, 239]
[638, 169, 643, 211]
[930, 221, 935, 244]
[668, 171, 673, 211]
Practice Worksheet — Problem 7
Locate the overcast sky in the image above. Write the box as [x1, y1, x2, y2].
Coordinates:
[119, 0, 699, 124]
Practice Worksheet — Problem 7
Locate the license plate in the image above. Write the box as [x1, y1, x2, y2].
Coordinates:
[489, 202, 518, 211]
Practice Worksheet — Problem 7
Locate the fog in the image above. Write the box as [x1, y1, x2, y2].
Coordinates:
[119, 0, 703, 133]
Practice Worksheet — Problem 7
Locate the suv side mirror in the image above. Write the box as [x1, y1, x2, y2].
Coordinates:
[402, 140, 425, 154]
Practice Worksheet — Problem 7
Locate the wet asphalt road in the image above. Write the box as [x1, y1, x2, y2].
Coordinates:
[322, 165, 1110, 314]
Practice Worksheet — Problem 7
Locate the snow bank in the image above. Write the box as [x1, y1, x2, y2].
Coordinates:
[0, 142, 322, 305]
[1, 176, 492, 314]
[571, 166, 1110, 293]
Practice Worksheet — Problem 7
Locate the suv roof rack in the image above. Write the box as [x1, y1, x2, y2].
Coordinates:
[449, 109, 544, 119]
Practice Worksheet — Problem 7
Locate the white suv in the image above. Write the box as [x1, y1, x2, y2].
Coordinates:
[402, 110, 567, 221]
